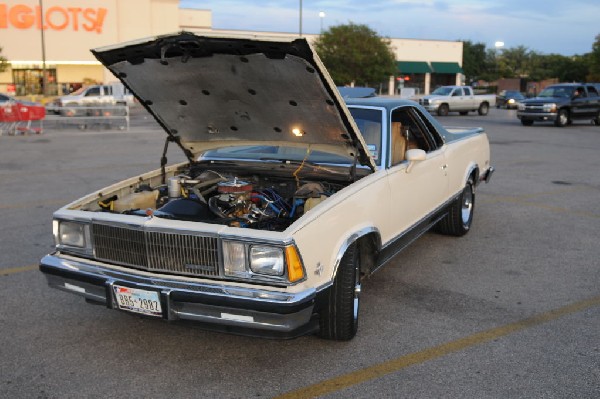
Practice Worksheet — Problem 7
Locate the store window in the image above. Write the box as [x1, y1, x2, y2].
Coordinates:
[12, 69, 58, 96]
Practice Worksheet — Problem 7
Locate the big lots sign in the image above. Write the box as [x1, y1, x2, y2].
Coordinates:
[0, 2, 107, 33]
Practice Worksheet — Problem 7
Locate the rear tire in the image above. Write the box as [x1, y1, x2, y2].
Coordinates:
[521, 119, 534, 126]
[478, 103, 489, 116]
[435, 179, 475, 237]
[554, 109, 569, 127]
[437, 104, 449, 117]
[318, 243, 361, 341]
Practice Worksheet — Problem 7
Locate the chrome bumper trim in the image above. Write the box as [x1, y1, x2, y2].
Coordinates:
[40, 254, 316, 333]
[517, 112, 557, 120]
[481, 166, 495, 184]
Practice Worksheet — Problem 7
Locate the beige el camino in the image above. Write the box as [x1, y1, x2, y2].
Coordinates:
[41, 32, 494, 340]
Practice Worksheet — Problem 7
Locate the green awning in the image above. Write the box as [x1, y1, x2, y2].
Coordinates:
[397, 61, 432, 74]
[431, 62, 463, 74]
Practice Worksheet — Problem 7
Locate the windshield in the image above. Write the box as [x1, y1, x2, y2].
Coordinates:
[538, 86, 572, 98]
[200, 145, 353, 164]
[348, 107, 383, 165]
[431, 87, 453, 96]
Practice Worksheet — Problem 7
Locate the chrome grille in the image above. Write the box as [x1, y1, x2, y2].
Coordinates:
[92, 223, 220, 277]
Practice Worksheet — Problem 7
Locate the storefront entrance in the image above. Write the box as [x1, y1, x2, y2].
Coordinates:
[12, 68, 58, 96]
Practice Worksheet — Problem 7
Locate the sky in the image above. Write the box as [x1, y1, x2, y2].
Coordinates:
[180, 0, 600, 56]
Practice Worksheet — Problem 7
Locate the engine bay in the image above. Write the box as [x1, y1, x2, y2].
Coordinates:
[88, 163, 352, 232]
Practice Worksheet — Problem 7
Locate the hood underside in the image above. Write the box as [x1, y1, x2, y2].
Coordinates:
[92, 32, 375, 170]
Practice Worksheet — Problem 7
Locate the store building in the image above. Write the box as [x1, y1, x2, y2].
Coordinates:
[0, 0, 462, 97]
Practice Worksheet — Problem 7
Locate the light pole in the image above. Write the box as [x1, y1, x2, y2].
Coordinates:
[299, 0, 303, 37]
[319, 11, 325, 34]
[494, 41, 504, 82]
[39, 0, 47, 97]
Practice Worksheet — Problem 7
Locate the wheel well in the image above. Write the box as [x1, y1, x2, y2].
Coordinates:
[356, 233, 380, 278]
[468, 167, 479, 185]
[480, 102, 489, 107]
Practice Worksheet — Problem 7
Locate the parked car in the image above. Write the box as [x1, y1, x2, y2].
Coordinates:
[46, 83, 134, 116]
[496, 90, 525, 109]
[418, 86, 496, 116]
[39, 32, 494, 341]
[517, 83, 600, 127]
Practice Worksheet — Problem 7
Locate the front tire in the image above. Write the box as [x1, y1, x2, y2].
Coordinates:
[437, 104, 449, 117]
[593, 111, 600, 126]
[554, 109, 569, 127]
[435, 179, 475, 237]
[478, 102, 489, 116]
[318, 243, 361, 341]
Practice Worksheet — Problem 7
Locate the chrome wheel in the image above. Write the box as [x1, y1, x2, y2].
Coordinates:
[353, 272, 361, 322]
[461, 185, 474, 226]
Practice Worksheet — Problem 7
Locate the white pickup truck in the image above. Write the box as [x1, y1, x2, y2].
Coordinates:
[47, 83, 135, 116]
[419, 86, 496, 116]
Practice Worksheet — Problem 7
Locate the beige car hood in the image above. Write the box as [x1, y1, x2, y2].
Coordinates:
[92, 32, 376, 170]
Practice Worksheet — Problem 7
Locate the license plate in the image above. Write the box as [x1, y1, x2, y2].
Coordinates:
[113, 285, 162, 317]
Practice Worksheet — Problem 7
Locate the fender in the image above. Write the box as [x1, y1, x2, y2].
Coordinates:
[330, 226, 381, 282]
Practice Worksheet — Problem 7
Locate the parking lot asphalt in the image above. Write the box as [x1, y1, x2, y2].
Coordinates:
[1, 106, 599, 398]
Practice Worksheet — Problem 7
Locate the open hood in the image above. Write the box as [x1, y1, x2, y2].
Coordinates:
[92, 32, 376, 170]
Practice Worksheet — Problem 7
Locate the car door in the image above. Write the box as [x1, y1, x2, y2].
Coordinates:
[570, 86, 588, 119]
[463, 87, 476, 109]
[450, 87, 464, 111]
[585, 86, 600, 117]
[383, 106, 448, 260]
[81, 86, 102, 106]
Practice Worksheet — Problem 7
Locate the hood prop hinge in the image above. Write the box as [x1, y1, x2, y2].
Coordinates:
[161, 136, 176, 185]
[350, 150, 358, 182]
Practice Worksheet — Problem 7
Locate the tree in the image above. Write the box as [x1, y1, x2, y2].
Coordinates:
[588, 33, 600, 81]
[497, 46, 533, 78]
[313, 23, 397, 87]
[461, 40, 487, 83]
[0, 46, 8, 73]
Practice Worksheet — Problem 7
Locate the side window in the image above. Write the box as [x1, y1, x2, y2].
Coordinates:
[412, 108, 444, 148]
[0, 94, 9, 103]
[85, 87, 101, 96]
[587, 86, 599, 97]
[464, 87, 473, 96]
[105, 86, 112, 95]
[452, 88, 463, 97]
[391, 107, 435, 165]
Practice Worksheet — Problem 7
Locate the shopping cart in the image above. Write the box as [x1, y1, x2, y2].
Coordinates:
[0, 98, 46, 135]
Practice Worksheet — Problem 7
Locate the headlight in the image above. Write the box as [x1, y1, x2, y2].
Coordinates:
[250, 246, 284, 276]
[53, 220, 90, 251]
[543, 103, 557, 112]
[507, 99, 515, 104]
[222, 241, 305, 283]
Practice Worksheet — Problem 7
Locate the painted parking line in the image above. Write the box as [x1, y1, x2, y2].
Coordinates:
[274, 295, 600, 399]
[0, 264, 38, 276]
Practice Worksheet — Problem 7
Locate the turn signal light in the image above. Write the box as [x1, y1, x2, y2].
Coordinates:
[285, 246, 305, 283]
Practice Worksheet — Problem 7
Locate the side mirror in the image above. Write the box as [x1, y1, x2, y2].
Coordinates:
[405, 149, 426, 173]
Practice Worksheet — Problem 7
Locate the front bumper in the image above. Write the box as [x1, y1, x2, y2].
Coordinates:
[40, 254, 318, 338]
[517, 111, 558, 121]
[422, 104, 439, 112]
